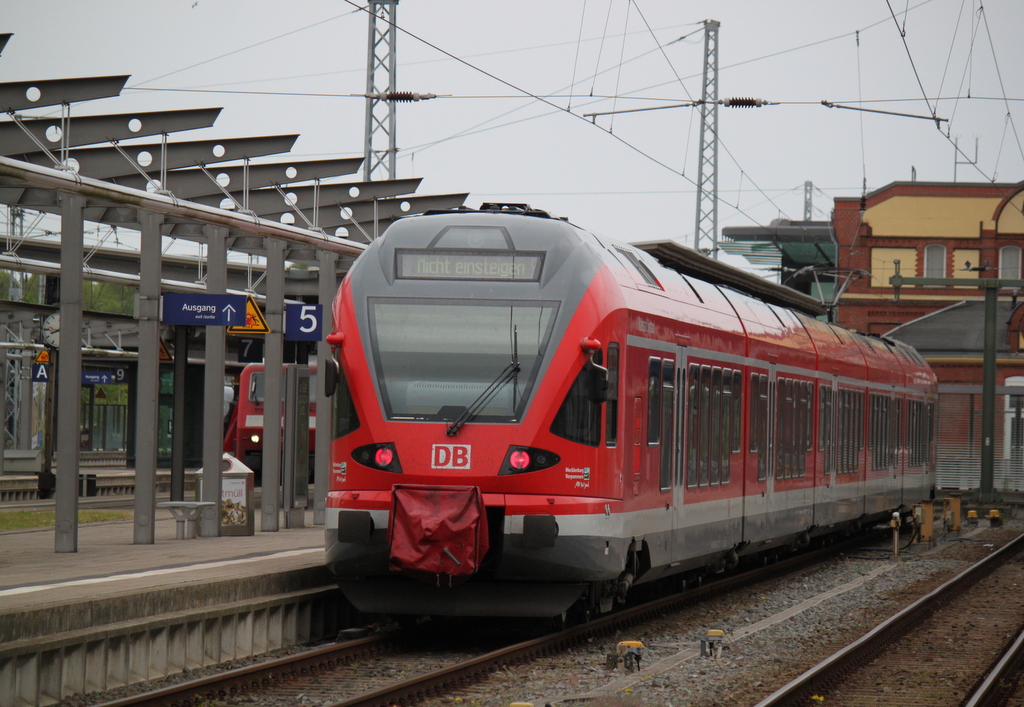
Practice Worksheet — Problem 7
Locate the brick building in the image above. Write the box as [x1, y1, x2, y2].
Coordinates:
[831, 181, 1024, 489]
[833, 181, 1024, 335]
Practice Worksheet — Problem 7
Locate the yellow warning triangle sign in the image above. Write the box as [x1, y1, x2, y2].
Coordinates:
[227, 295, 270, 335]
[159, 339, 173, 362]
[34, 349, 50, 364]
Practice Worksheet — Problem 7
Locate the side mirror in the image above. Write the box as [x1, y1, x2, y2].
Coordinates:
[323, 355, 340, 398]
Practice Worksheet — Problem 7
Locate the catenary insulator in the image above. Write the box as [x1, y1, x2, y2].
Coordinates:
[367, 91, 437, 102]
[720, 96, 770, 106]
[721, 97, 766, 107]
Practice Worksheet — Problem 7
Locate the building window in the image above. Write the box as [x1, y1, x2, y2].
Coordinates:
[923, 244, 946, 278]
[1000, 246, 1022, 280]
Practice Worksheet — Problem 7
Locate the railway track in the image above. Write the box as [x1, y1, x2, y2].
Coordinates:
[89, 531, 880, 707]
[754, 529, 1024, 707]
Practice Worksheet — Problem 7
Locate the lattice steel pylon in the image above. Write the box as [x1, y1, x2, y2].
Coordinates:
[693, 20, 720, 258]
[363, 0, 399, 182]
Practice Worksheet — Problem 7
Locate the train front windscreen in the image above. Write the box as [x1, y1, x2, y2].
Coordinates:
[367, 298, 559, 423]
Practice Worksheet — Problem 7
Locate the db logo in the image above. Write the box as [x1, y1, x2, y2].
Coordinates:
[432, 444, 471, 469]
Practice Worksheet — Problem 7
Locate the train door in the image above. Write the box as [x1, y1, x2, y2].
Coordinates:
[763, 363, 781, 537]
[813, 376, 839, 528]
[887, 387, 902, 509]
[742, 365, 775, 544]
[671, 348, 687, 565]
[632, 397, 643, 497]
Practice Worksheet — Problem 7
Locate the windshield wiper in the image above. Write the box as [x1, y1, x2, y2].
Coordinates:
[445, 361, 521, 436]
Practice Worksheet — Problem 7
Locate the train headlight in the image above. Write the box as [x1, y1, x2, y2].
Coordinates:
[250, 434, 260, 444]
[509, 450, 530, 469]
[353, 442, 403, 473]
[499, 446, 561, 475]
[375, 447, 394, 467]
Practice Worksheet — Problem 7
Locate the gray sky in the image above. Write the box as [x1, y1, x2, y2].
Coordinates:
[4, 1, 1023, 275]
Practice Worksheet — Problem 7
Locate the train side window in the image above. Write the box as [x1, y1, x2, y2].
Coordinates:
[686, 363, 700, 488]
[710, 367, 722, 485]
[332, 365, 361, 439]
[699, 365, 712, 486]
[676, 363, 687, 487]
[819, 385, 833, 475]
[751, 372, 769, 482]
[894, 397, 902, 464]
[803, 382, 813, 453]
[720, 368, 732, 484]
[550, 363, 602, 446]
[774, 378, 787, 480]
[731, 370, 742, 454]
[927, 401, 935, 465]
[605, 343, 619, 448]
[749, 372, 760, 455]
[660, 359, 675, 491]
[615, 247, 663, 290]
[912, 399, 919, 466]
[647, 357, 661, 445]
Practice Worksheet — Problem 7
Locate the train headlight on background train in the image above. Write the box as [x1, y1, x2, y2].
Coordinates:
[250, 434, 260, 444]
[499, 445, 561, 475]
[352, 442, 403, 473]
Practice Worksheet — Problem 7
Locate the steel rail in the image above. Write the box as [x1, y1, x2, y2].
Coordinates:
[321, 532, 887, 707]
[95, 633, 398, 707]
[964, 617, 1024, 706]
[92, 530, 883, 707]
[754, 530, 1024, 707]
[0, 156, 367, 256]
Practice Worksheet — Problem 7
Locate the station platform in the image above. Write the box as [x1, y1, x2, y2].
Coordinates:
[0, 502, 328, 615]
[0, 500, 349, 705]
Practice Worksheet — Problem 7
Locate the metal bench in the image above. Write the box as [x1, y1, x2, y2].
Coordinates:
[157, 501, 216, 539]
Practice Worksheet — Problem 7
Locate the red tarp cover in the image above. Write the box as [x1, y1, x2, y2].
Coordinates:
[388, 484, 490, 579]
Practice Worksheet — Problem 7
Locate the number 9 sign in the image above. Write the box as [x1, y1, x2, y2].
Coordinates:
[285, 304, 323, 341]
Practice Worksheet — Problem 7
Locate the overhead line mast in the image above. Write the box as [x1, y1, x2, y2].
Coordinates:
[363, 0, 399, 182]
[693, 19, 720, 258]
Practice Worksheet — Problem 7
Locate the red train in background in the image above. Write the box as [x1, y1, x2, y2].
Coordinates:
[223, 362, 317, 479]
[323, 203, 937, 620]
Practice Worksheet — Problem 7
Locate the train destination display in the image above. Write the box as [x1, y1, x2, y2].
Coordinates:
[395, 249, 544, 281]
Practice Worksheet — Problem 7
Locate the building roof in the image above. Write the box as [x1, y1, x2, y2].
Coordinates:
[720, 218, 836, 268]
[884, 299, 1016, 356]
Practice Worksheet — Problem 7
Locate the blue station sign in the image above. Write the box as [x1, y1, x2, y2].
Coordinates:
[285, 304, 323, 341]
[82, 368, 128, 385]
[162, 293, 246, 326]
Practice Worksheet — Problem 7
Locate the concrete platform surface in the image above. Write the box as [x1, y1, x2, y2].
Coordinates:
[0, 508, 326, 614]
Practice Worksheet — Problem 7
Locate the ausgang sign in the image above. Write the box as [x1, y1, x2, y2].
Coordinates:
[161, 293, 247, 326]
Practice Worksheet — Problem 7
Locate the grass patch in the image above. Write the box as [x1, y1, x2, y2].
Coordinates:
[0, 509, 132, 531]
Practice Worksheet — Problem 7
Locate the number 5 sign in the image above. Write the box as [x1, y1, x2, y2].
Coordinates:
[285, 304, 323, 341]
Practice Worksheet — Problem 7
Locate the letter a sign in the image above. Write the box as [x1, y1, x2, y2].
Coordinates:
[32, 363, 49, 382]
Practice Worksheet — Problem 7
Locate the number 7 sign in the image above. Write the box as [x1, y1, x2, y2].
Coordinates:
[285, 304, 323, 341]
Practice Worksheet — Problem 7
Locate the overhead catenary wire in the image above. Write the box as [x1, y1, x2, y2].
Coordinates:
[76, 0, 1017, 244]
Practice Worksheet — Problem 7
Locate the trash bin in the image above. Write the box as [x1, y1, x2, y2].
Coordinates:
[195, 453, 255, 536]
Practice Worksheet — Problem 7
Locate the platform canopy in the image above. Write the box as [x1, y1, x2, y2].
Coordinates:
[634, 239, 827, 317]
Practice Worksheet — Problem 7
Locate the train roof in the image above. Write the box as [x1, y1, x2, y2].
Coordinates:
[417, 204, 826, 317]
[632, 239, 827, 317]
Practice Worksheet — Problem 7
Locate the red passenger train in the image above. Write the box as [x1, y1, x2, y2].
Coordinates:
[324, 203, 936, 619]
[223, 363, 317, 479]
